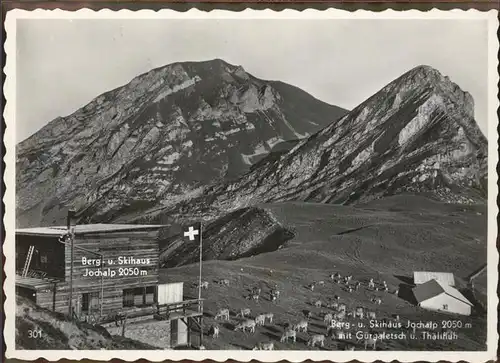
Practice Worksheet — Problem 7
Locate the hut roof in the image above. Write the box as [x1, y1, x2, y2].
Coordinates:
[16, 224, 165, 237]
[413, 271, 455, 286]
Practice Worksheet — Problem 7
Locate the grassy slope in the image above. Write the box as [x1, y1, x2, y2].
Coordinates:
[161, 195, 487, 351]
[16, 296, 158, 350]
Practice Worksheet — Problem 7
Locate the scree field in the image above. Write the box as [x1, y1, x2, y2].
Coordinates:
[161, 195, 487, 351]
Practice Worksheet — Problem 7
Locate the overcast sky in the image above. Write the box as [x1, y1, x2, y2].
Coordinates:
[16, 18, 489, 142]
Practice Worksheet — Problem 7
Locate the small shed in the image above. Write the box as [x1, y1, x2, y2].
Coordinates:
[413, 271, 455, 286]
[412, 279, 473, 316]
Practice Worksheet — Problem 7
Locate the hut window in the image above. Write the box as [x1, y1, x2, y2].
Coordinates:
[133, 287, 144, 306]
[145, 286, 155, 305]
[443, 304, 448, 310]
[123, 287, 156, 307]
[123, 289, 135, 307]
[40, 255, 48, 264]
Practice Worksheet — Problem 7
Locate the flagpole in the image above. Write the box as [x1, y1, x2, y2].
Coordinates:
[198, 222, 203, 302]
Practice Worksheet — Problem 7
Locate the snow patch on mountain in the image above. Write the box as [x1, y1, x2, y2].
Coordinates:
[267, 137, 285, 149]
[245, 123, 255, 130]
[224, 128, 242, 136]
[241, 143, 269, 165]
[158, 152, 181, 165]
[279, 114, 307, 139]
[153, 76, 201, 103]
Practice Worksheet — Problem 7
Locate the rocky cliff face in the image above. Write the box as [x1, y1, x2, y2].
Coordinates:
[137, 65, 487, 225]
[16, 59, 347, 227]
[159, 207, 294, 267]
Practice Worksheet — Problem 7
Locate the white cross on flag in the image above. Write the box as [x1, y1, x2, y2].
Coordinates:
[183, 222, 202, 243]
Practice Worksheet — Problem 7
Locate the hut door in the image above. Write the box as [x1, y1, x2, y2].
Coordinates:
[72, 295, 82, 318]
[170, 319, 179, 346]
[169, 319, 188, 347]
[177, 319, 188, 346]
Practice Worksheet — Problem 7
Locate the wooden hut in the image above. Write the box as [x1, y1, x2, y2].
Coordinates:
[16, 222, 204, 348]
[16, 223, 164, 319]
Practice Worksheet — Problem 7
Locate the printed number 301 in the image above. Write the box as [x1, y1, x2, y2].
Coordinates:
[28, 329, 42, 338]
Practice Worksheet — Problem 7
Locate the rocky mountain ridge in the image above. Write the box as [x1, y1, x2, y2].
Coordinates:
[160, 206, 294, 267]
[16, 59, 347, 227]
[135, 65, 487, 226]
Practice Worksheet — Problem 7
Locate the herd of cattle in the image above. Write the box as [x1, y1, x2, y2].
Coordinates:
[198, 272, 401, 350]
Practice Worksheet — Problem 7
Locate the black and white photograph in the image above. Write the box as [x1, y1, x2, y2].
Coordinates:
[3, 8, 498, 362]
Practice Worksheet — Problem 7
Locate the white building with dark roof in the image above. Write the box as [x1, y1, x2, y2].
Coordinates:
[412, 279, 473, 316]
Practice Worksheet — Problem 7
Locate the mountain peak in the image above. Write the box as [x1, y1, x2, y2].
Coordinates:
[407, 64, 442, 78]
[378, 64, 475, 123]
[15, 59, 348, 227]
[143, 65, 487, 222]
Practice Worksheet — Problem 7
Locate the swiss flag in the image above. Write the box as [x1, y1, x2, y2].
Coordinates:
[183, 222, 202, 244]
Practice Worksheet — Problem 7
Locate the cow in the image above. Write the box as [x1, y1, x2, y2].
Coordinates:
[249, 293, 260, 302]
[333, 311, 346, 321]
[293, 320, 308, 333]
[270, 289, 280, 302]
[253, 342, 274, 350]
[263, 312, 274, 323]
[214, 308, 230, 320]
[210, 325, 220, 338]
[326, 325, 338, 338]
[307, 334, 326, 348]
[355, 307, 364, 319]
[368, 279, 375, 290]
[255, 314, 266, 326]
[235, 319, 256, 333]
[363, 337, 377, 350]
[280, 329, 297, 343]
[252, 287, 262, 295]
[236, 308, 251, 318]
[323, 313, 333, 325]
[218, 279, 230, 286]
[327, 301, 339, 309]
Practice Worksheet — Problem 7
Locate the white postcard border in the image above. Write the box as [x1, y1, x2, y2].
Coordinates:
[3, 7, 499, 362]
